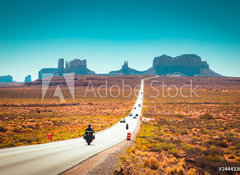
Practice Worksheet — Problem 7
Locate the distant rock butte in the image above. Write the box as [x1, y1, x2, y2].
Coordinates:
[152, 54, 221, 77]
[38, 58, 95, 79]
[109, 61, 143, 75]
[109, 54, 221, 77]
[24, 75, 32, 82]
[0, 75, 13, 82]
[37, 54, 221, 80]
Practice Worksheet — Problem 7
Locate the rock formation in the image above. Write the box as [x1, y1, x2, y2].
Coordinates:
[109, 61, 142, 75]
[152, 54, 221, 77]
[109, 54, 221, 77]
[65, 59, 95, 75]
[24, 75, 32, 82]
[37, 54, 222, 79]
[0, 75, 13, 82]
[58, 58, 64, 77]
[38, 58, 95, 79]
[38, 68, 58, 79]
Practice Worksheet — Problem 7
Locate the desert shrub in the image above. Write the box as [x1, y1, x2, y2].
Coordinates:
[0, 126, 7, 132]
[135, 138, 151, 151]
[202, 145, 224, 157]
[149, 156, 160, 170]
[166, 166, 175, 175]
[184, 146, 203, 158]
[136, 144, 149, 151]
[206, 154, 225, 161]
[119, 155, 126, 163]
[169, 156, 177, 163]
[187, 168, 196, 175]
[126, 147, 136, 154]
[116, 154, 127, 170]
[228, 154, 235, 159]
[161, 160, 167, 168]
[151, 142, 178, 155]
[143, 157, 150, 168]
[183, 143, 193, 151]
[177, 166, 184, 175]
[180, 129, 188, 135]
[178, 159, 186, 168]
[198, 113, 214, 120]
[204, 139, 228, 148]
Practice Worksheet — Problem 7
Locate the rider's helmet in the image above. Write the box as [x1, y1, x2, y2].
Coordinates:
[88, 124, 91, 128]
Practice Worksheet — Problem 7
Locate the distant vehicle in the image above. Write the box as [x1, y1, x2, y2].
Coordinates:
[136, 114, 138, 117]
[138, 104, 141, 107]
[134, 107, 136, 109]
[129, 113, 133, 116]
[133, 116, 137, 119]
[141, 92, 143, 94]
[120, 118, 126, 123]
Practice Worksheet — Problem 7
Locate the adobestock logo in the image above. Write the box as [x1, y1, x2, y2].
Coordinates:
[41, 76, 199, 101]
[150, 80, 199, 98]
[42, 73, 75, 102]
[83, 80, 141, 98]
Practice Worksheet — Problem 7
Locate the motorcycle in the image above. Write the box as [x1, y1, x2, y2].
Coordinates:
[84, 131, 95, 145]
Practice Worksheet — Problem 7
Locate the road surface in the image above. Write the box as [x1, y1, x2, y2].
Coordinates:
[0, 79, 145, 175]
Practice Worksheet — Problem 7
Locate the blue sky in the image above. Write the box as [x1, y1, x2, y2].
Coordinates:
[0, 0, 240, 81]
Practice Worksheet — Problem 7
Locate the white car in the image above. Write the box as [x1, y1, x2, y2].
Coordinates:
[120, 118, 126, 123]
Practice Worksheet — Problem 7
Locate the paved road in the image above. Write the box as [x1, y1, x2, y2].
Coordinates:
[0, 80, 145, 175]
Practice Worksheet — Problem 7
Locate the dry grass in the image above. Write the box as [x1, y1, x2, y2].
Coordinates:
[0, 76, 143, 148]
[115, 77, 240, 175]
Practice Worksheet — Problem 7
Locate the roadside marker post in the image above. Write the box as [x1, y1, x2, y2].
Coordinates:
[127, 132, 131, 141]
[48, 134, 52, 141]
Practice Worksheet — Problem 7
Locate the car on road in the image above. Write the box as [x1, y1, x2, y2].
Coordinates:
[138, 104, 141, 107]
[134, 107, 136, 109]
[136, 114, 138, 117]
[129, 113, 133, 116]
[120, 118, 126, 123]
[133, 116, 137, 119]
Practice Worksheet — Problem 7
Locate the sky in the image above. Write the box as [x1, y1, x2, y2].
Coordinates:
[0, 0, 240, 81]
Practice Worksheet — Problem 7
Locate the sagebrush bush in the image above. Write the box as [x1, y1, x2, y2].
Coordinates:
[177, 166, 184, 175]
[198, 113, 214, 120]
[166, 166, 175, 175]
[143, 157, 150, 168]
[149, 156, 159, 170]
[187, 168, 196, 175]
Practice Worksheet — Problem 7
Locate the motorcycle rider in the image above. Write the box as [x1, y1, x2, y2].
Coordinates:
[84, 124, 95, 145]
[85, 124, 94, 135]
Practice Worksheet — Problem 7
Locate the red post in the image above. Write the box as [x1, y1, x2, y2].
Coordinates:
[140, 116, 142, 121]
[48, 134, 52, 141]
[127, 132, 131, 141]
